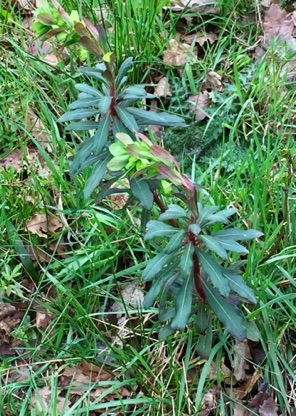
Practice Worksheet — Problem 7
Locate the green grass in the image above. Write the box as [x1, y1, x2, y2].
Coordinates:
[0, 0, 295, 414]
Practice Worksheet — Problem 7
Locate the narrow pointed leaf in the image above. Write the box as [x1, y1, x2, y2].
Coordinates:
[159, 204, 189, 221]
[83, 153, 111, 198]
[199, 235, 228, 260]
[164, 230, 187, 254]
[180, 243, 194, 278]
[223, 270, 257, 303]
[130, 177, 153, 210]
[171, 272, 193, 330]
[202, 279, 246, 341]
[92, 114, 111, 154]
[196, 317, 213, 358]
[66, 121, 100, 131]
[151, 144, 180, 168]
[98, 96, 112, 115]
[78, 67, 106, 82]
[112, 117, 130, 136]
[143, 263, 180, 308]
[205, 208, 237, 225]
[75, 83, 104, 98]
[69, 97, 101, 110]
[212, 228, 264, 241]
[70, 135, 94, 176]
[144, 220, 178, 240]
[197, 250, 230, 297]
[142, 252, 174, 281]
[58, 108, 100, 123]
[116, 106, 139, 132]
[159, 324, 175, 338]
[217, 239, 249, 254]
[115, 57, 133, 88]
[127, 107, 187, 127]
[196, 204, 219, 227]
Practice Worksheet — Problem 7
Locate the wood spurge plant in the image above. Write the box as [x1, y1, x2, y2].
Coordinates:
[59, 37, 263, 344]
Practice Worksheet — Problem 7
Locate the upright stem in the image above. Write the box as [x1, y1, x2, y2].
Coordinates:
[152, 190, 178, 228]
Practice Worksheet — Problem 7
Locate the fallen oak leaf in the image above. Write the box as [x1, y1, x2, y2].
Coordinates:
[163, 39, 197, 67]
[188, 91, 210, 120]
[26, 213, 63, 238]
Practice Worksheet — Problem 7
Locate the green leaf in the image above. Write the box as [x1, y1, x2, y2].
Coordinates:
[217, 239, 249, 254]
[112, 117, 130, 136]
[116, 106, 139, 132]
[69, 97, 101, 110]
[144, 220, 178, 240]
[196, 315, 213, 358]
[171, 271, 193, 330]
[212, 228, 264, 241]
[130, 177, 153, 210]
[92, 114, 111, 154]
[164, 230, 187, 254]
[196, 204, 219, 227]
[195, 303, 208, 334]
[120, 85, 154, 99]
[246, 320, 260, 342]
[83, 153, 112, 198]
[142, 252, 175, 281]
[66, 121, 100, 131]
[180, 243, 194, 278]
[189, 224, 201, 236]
[115, 57, 133, 89]
[159, 324, 175, 339]
[75, 83, 104, 98]
[78, 67, 106, 82]
[159, 204, 189, 221]
[205, 208, 237, 225]
[58, 108, 100, 123]
[143, 263, 180, 308]
[197, 251, 230, 297]
[199, 235, 228, 260]
[70, 135, 95, 177]
[223, 270, 256, 303]
[127, 107, 187, 127]
[202, 279, 246, 341]
[107, 154, 129, 171]
[126, 143, 152, 159]
[98, 96, 112, 115]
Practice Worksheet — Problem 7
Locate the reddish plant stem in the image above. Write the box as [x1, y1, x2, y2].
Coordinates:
[188, 230, 206, 299]
[193, 252, 206, 299]
[152, 190, 178, 228]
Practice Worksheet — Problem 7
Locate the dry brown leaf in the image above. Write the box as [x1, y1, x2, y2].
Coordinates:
[260, 0, 273, 7]
[36, 312, 53, 331]
[184, 32, 218, 47]
[259, 397, 278, 416]
[263, 4, 294, 40]
[31, 385, 72, 415]
[233, 340, 252, 382]
[208, 357, 232, 383]
[26, 213, 63, 238]
[226, 371, 261, 400]
[188, 91, 210, 120]
[170, 0, 220, 13]
[163, 39, 197, 66]
[203, 70, 223, 92]
[10, 0, 35, 13]
[30, 40, 59, 66]
[25, 109, 53, 153]
[0, 149, 23, 171]
[0, 317, 21, 338]
[155, 77, 172, 97]
[0, 303, 16, 320]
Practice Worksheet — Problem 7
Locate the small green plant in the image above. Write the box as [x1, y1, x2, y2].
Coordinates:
[59, 31, 263, 341]
[58, 57, 185, 199]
